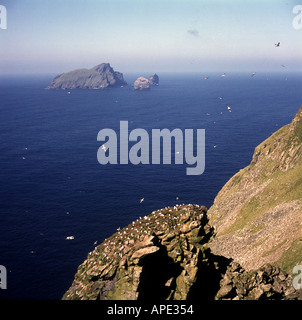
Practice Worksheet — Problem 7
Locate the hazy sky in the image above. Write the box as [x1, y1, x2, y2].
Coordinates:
[0, 0, 301, 74]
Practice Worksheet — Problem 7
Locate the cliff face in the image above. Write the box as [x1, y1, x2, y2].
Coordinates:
[208, 106, 302, 272]
[63, 106, 302, 300]
[63, 205, 216, 300]
[63, 205, 301, 300]
[47, 63, 127, 89]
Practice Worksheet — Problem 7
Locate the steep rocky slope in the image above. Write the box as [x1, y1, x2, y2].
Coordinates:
[63, 205, 216, 300]
[63, 106, 302, 300]
[63, 205, 301, 300]
[208, 106, 302, 272]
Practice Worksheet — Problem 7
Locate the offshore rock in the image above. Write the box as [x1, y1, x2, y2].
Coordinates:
[133, 76, 150, 90]
[133, 74, 159, 90]
[148, 73, 159, 85]
[47, 63, 127, 89]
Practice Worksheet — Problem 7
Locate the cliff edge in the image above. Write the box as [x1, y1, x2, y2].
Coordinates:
[62, 106, 302, 300]
[208, 105, 302, 272]
[63, 205, 216, 300]
[63, 205, 301, 300]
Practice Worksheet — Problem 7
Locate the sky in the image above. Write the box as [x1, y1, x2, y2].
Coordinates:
[0, 0, 301, 74]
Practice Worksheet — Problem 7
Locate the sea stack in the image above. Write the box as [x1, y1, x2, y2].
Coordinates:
[47, 63, 127, 89]
[148, 73, 159, 85]
[133, 76, 151, 90]
[133, 73, 159, 90]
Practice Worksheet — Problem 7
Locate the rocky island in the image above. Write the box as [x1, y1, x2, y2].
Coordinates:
[133, 77, 151, 90]
[63, 106, 302, 300]
[148, 73, 159, 86]
[47, 63, 127, 90]
[133, 73, 159, 90]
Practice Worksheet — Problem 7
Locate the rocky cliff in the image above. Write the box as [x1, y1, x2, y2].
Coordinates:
[63, 205, 215, 300]
[63, 106, 302, 300]
[63, 205, 301, 300]
[47, 63, 126, 89]
[208, 105, 302, 272]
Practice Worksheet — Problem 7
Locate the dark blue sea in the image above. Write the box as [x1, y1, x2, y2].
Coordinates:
[0, 72, 301, 299]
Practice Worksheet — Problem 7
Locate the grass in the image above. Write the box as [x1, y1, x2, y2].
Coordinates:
[221, 162, 302, 236]
[210, 108, 302, 274]
[277, 238, 302, 272]
[261, 239, 287, 258]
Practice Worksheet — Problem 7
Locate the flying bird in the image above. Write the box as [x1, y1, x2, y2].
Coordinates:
[221, 73, 226, 78]
[101, 144, 107, 152]
[140, 198, 144, 204]
[251, 72, 257, 77]
[275, 42, 280, 47]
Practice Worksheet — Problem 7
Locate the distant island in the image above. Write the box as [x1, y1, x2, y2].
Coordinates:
[133, 73, 159, 90]
[47, 63, 127, 90]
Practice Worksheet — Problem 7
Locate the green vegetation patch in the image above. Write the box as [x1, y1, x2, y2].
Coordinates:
[277, 238, 302, 272]
[222, 163, 302, 235]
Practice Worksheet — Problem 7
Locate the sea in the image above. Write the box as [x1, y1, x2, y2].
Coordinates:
[0, 72, 301, 300]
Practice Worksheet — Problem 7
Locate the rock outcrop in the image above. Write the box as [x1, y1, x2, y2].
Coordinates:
[63, 205, 301, 300]
[148, 73, 159, 85]
[216, 262, 301, 300]
[63, 205, 215, 300]
[47, 63, 127, 89]
[62, 106, 302, 301]
[208, 106, 302, 272]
